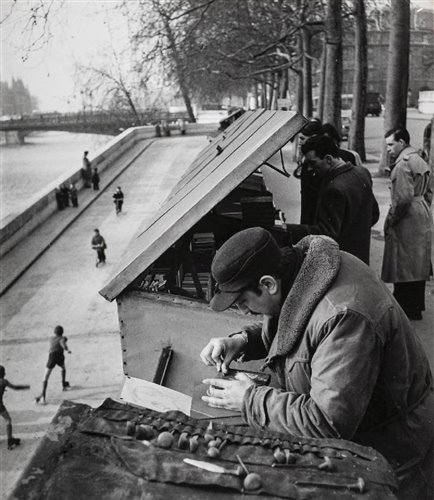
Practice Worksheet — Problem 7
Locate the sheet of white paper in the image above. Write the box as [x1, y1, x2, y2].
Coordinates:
[119, 376, 192, 416]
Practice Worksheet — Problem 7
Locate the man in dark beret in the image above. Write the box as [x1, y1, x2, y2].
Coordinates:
[200, 227, 433, 500]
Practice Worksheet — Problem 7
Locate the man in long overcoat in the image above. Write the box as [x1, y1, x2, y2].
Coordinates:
[382, 128, 433, 320]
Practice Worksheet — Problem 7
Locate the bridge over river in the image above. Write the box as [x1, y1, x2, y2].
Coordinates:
[0, 110, 190, 141]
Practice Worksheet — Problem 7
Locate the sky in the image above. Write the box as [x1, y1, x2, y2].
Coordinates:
[1, 0, 433, 113]
[0, 0, 129, 112]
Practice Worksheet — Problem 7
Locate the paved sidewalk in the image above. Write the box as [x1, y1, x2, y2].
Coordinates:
[0, 139, 154, 296]
[0, 131, 432, 499]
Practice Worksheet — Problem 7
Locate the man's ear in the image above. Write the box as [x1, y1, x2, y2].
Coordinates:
[259, 275, 279, 295]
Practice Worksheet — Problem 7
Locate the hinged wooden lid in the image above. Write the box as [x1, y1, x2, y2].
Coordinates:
[99, 109, 306, 301]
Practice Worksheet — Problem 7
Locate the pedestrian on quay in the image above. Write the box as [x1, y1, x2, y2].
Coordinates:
[91, 228, 107, 267]
[55, 187, 64, 210]
[283, 134, 379, 265]
[61, 184, 70, 207]
[35, 325, 71, 405]
[91, 167, 100, 191]
[382, 128, 433, 320]
[0, 365, 30, 450]
[82, 150, 91, 188]
[200, 227, 433, 500]
[113, 186, 124, 214]
[69, 183, 78, 207]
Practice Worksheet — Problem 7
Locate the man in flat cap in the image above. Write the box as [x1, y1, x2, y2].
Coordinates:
[200, 227, 433, 499]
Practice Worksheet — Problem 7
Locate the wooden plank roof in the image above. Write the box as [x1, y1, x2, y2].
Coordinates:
[99, 109, 307, 301]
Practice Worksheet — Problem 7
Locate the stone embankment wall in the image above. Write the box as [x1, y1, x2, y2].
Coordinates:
[0, 123, 216, 257]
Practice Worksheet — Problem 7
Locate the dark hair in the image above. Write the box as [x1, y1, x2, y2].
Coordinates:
[94, 228, 99, 233]
[385, 128, 410, 144]
[322, 123, 342, 144]
[301, 119, 323, 137]
[301, 134, 340, 158]
[0, 365, 4, 377]
[54, 325, 64, 335]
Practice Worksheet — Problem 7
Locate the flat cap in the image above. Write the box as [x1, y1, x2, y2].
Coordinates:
[210, 227, 282, 311]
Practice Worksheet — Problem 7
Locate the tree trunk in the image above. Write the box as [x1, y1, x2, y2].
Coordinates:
[323, 0, 343, 131]
[295, 31, 304, 114]
[348, 0, 367, 161]
[261, 80, 267, 108]
[379, 0, 410, 174]
[302, 27, 313, 117]
[317, 39, 327, 121]
[162, 15, 196, 123]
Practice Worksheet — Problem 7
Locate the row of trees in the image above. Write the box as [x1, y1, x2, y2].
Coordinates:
[3, 0, 412, 171]
[0, 78, 38, 116]
[113, 0, 409, 168]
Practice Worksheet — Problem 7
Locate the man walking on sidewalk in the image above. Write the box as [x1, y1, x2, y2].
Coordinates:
[91, 228, 107, 267]
[35, 325, 72, 405]
[113, 186, 124, 214]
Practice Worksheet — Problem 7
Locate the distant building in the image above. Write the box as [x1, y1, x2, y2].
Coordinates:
[340, 7, 433, 106]
[0, 78, 38, 117]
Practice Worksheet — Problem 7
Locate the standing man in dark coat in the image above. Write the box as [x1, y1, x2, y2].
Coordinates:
[55, 187, 64, 210]
[200, 227, 433, 500]
[60, 184, 70, 207]
[69, 183, 78, 207]
[82, 151, 91, 188]
[284, 135, 379, 264]
[381, 128, 433, 320]
[91, 168, 100, 191]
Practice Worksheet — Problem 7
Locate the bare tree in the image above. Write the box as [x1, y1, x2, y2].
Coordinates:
[323, 0, 343, 131]
[379, 0, 410, 174]
[348, 0, 367, 160]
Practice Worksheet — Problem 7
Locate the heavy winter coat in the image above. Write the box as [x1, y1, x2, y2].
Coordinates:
[286, 163, 379, 264]
[240, 236, 433, 496]
[381, 147, 433, 283]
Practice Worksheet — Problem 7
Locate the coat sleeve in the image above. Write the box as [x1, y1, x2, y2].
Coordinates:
[285, 186, 346, 244]
[388, 161, 414, 225]
[241, 311, 383, 439]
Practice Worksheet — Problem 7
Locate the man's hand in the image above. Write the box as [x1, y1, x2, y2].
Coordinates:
[201, 373, 254, 411]
[200, 335, 246, 374]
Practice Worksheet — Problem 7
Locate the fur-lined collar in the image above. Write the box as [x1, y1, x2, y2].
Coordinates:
[265, 235, 341, 362]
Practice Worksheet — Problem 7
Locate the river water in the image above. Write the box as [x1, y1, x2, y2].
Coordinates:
[0, 131, 113, 220]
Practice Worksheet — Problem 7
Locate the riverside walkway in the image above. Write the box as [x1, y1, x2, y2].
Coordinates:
[0, 129, 433, 498]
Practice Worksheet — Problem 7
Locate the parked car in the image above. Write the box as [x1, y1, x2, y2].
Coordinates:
[365, 92, 382, 116]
